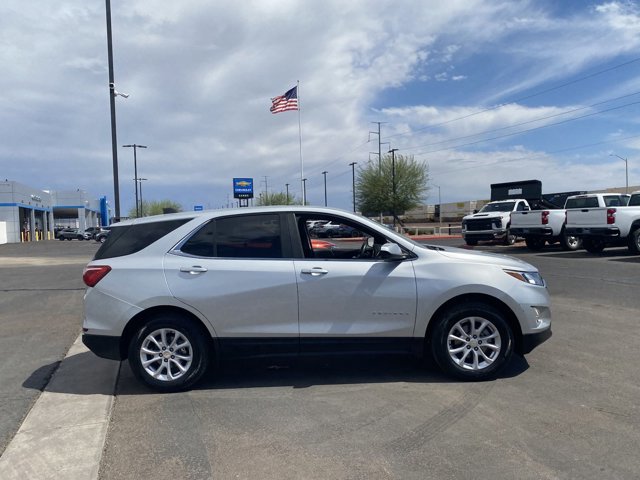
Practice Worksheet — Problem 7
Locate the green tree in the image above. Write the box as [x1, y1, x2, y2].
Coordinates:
[256, 191, 300, 206]
[127, 199, 183, 218]
[356, 154, 429, 221]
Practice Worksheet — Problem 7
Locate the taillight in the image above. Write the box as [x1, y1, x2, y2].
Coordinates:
[541, 210, 550, 225]
[83, 265, 111, 287]
[607, 208, 616, 225]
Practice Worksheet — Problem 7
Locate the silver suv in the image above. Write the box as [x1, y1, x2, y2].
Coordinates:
[82, 206, 551, 392]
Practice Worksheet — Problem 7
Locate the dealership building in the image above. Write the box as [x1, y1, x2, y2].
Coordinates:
[0, 180, 109, 244]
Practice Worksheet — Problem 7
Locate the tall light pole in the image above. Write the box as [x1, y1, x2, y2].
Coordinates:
[137, 178, 147, 216]
[389, 148, 399, 227]
[349, 162, 357, 212]
[123, 144, 147, 217]
[433, 184, 441, 225]
[302, 178, 308, 206]
[105, 0, 121, 220]
[610, 154, 629, 194]
[285, 183, 290, 205]
[322, 171, 328, 206]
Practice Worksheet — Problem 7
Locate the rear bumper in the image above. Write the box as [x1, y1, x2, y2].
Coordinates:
[520, 328, 552, 354]
[565, 227, 620, 237]
[82, 333, 123, 361]
[511, 227, 554, 237]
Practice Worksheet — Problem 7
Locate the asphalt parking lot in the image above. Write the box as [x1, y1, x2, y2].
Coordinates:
[0, 238, 639, 479]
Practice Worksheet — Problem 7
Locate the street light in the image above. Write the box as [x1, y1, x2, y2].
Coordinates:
[433, 184, 441, 225]
[285, 183, 290, 205]
[123, 144, 147, 217]
[610, 154, 629, 194]
[349, 162, 357, 212]
[322, 171, 328, 206]
[137, 178, 147, 216]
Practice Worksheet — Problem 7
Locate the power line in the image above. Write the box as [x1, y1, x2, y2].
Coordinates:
[383, 55, 640, 141]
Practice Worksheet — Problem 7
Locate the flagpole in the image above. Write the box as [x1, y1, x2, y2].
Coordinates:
[297, 80, 304, 205]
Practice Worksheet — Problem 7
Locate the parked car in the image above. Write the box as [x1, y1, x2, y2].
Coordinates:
[311, 221, 361, 238]
[58, 228, 91, 241]
[94, 227, 111, 243]
[84, 227, 101, 239]
[82, 206, 552, 392]
[461, 199, 530, 246]
[565, 191, 640, 253]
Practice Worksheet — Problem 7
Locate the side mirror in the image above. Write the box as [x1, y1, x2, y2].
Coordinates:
[379, 242, 404, 260]
[473, 209, 478, 214]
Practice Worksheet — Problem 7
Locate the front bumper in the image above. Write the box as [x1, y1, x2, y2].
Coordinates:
[462, 229, 507, 241]
[520, 328, 552, 354]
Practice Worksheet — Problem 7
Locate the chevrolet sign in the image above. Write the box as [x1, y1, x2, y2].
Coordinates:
[233, 178, 254, 199]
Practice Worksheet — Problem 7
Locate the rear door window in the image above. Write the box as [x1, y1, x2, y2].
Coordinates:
[180, 214, 285, 259]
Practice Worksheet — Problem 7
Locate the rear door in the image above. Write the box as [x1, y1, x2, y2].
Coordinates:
[163, 213, 299, 357]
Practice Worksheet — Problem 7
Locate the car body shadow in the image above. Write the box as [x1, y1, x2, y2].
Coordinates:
[115, 353, 530, 395]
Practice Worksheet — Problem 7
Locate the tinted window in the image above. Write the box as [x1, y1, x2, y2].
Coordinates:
[604, 196, 622, 207]
[629, 194, 640, 207]
[479, 201, 515, 212]
[181, 214, 283, 258]
[565, 197, 598, 209]
[94, 218, 193, 260]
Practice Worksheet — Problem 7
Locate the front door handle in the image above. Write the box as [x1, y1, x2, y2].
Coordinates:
[301, 267, 328, 276]
[180, 266, 208, 274]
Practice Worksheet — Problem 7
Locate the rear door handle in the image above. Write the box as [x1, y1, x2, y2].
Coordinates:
[301, 268, 328, 276]
[180, 266, 208, 274]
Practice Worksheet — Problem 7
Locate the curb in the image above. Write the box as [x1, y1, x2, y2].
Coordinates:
[0, 335, 119, 479]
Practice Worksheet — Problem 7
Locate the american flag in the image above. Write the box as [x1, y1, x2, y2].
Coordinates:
[270, 86, 299, 114]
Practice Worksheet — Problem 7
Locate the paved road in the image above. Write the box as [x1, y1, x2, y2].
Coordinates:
[1, 238, 639, 479]
[0, 240, 99, 455]
[100, 239, 640, 480]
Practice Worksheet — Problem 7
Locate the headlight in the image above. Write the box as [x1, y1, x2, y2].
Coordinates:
[504, 270, 545, 286]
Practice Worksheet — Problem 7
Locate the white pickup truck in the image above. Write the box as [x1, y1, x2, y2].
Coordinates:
[461, 199, 530, 246]
[565, 192, 637, 253]
[511, 203, 582, 251]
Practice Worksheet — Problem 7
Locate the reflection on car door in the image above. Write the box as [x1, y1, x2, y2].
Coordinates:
[163, 214, 299, 357]
[294, 257, 418, 353]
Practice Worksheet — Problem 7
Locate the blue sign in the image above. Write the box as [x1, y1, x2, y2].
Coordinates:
[193, 205, 204, 211]
[233, 177, 254, 199]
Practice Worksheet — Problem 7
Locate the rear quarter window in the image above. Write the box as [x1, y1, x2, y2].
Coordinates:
[629, 195, 640, 207]
[94, 218, 193, 260]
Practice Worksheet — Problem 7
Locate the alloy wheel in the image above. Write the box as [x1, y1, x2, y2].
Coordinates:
[139, 328, 193, 381]
[447, 316, 502, 371]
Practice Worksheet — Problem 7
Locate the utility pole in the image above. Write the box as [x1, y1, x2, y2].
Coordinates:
[302, 178, 308, 206]
[349, 162, 357, 212]
[137, 178, 147, 216]
[433, 184, 441, 226]
[322, 171, 328, 206]
[123, 144, 147, 217]
[262, 176, 269, 199]
[389, 148, 399, 227]
[369, 122, 386, 172]
[285, 183, 290, 204]
[610, 154, 629, 193]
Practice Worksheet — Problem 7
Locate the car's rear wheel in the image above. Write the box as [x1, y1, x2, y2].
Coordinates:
[583, 237, 605, 253]
[431, 302, 514, 381]
[128, 314, 209, 392]
[560, 228, 582, 251]
[628, 227, 640, 254]
[524, 237, 545, 250]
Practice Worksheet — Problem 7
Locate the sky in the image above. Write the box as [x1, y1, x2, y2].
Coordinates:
[2, 0, 640, 216]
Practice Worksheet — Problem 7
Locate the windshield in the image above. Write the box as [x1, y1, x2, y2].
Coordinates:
[478, 201, 515, 213]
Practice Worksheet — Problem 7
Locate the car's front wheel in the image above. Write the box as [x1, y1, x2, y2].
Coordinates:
[128, 314, 210, 392]
[431, 302, 514, 381]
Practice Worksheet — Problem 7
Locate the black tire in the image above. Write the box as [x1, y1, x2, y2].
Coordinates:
[627, 227, 640, 255]
[59, 237, 65, 241]
[431, 302, 514, 381]
[465, 239, 478, 246]
[525, 237, 545, 251]
[560, 228, 582, 251]
[99, 235, 107, 243]
[583, 237, 605, 254]
[77, 235, 84, 241]
[128, 313, 210, 392]
[503, 229, 517, 246]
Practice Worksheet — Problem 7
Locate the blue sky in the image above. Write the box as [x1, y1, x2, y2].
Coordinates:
[1, 0, 639, 215]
